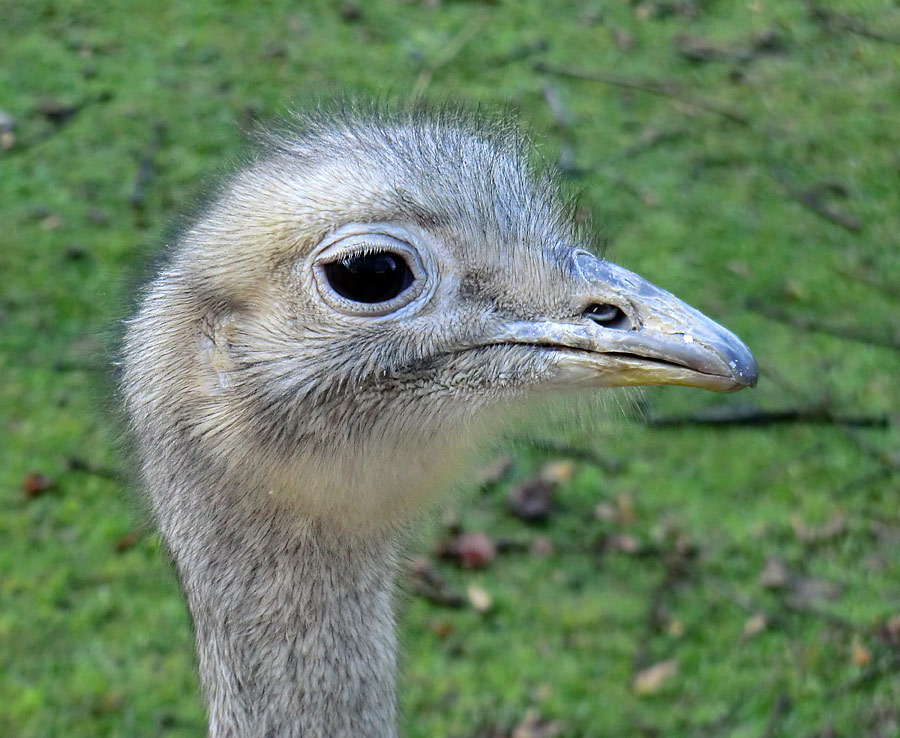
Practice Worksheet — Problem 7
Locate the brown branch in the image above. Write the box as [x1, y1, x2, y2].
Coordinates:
[488, 38, 549, 67]
[129, 123, 165, 209]
[535, 62, 750, 126]
[759, 694, 792, 738]
[831, 263, 900, 300]
[646, 407, 890, 429]
[631, 541, 692, 676]
[66, 457, 124, 482]
[748, 299, 899, 351]
[540, 81, 579, 176]
[807, 1, 900, 46]
[769, 167, 862, 232]
[828, 652, 900, 697]
[410, 12, 486, 104]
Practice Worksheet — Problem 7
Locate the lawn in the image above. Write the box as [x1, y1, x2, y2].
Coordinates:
[1, 1, 898, 736]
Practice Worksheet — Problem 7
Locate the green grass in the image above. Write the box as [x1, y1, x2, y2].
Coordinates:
[1, 1, 898, 736]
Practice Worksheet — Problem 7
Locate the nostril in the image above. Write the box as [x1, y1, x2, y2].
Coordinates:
[584, 303, 630, 330]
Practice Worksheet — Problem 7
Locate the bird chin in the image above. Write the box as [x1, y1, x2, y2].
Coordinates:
[550, 350, 749, 393]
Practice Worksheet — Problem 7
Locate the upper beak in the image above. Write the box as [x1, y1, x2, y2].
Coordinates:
[491, 251, 758, 393]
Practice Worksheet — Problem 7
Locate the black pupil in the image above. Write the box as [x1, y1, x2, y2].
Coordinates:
[323, 251, 415, 304]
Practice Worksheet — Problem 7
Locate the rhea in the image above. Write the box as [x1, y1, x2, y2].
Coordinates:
[122, 111, 757, 738]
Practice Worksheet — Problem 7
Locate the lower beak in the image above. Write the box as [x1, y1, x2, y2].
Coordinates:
[493, 253, 758, 393]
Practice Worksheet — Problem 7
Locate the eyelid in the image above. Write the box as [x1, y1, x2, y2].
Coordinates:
[315, 233, 415, 264]
[310, 231, 430, 318]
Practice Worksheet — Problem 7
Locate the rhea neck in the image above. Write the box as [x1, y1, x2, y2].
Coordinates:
[155, 468, 402, 738]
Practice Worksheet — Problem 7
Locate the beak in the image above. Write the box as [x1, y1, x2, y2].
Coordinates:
[491, 251, 758, 393]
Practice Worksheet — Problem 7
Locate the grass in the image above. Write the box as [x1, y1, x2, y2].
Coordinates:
[1, 0, 898, 736]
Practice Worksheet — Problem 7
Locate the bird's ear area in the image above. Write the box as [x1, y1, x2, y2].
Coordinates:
[196, 306, 239, 395]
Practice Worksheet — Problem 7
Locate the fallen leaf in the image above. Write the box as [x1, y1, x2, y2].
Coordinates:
[882, 614, 900, 643]
[41, 213, 63, 231]
[408, 557, 464, 608]
[512, 709, 563, 738]
[428, 620, 454, 638]
[508, 478, 556, 522]
[853, 642, 871, 667]
[23, 472, 56, 498]
[539, 460, 574, 484]
[633, 659, 678, 696]
[604, 533, 643, 555]
[759, 557, 791, 589]
[593, 493, 636, 526]
[742, 613, 768, 641]
[616, 493, 635, 525]
[791, 513, 846, 544]
[455, 532, 496, 570]
[594, 502, 617, 522]
[788, 575, 842, 608]
[530, 535, 555, 557]
[114, 528, 143, 553]
[437, 531, 496, 570]
[467, 584, 493, 613]
[611, 27, 635, 50]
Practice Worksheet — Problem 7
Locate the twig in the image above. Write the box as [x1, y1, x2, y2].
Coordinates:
[540, 81, 579, 175]
[66, 457, 124, 482]
[759, 693, 792, 738]
[487, 38, 549, 67]
[535, 62, 750, 126]
[3, 92, 113, 157]
[828, 652, 900, 697]
[411, 12, 486, 103]
[807, 1, 900, 46]
[631, 542, 691, 675]
[831, 263, 900, 300]
[129, 123, 165, 209]
[646, 407, 890, 429]
[769, 167, 861, 232]
[616, 128, 686, 160]
[747, 299, 899, 351]
[512, 437, 625, 474]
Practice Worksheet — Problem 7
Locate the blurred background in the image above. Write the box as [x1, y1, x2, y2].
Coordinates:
[1, 1, 898, 736]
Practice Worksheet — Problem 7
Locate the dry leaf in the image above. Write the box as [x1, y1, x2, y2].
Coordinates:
[408, 557, 464, 608]
[437, 531, 496, 570]
[539, 460, 574, 484]
[512, 709, 563, 738]
[791, 513, 846, 544]
[742, 613, 768, 641]
[114, 528, 143, 553]
[428, 620, 454, 638]
[883, 614, 900, 643]
[508, 479, 556, 522]
[760, 557, 791, 589]
[530, 535, 555, 557]
[594, 502, 617, 522]
[616, 493, 635, 525]
[853, 642, 871, 667]
[23, 472, 56, 498]
[633, 659, 678, 696]
[467, 584, 493, 613]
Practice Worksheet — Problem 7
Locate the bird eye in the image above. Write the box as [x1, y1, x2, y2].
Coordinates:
[323, 251, 415, 304]
[312, 230, 428, 317]
[584, 302, 630, 330]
